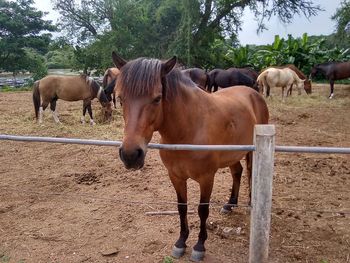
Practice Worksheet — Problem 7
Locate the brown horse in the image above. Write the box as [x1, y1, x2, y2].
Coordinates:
[257, 67, 304, 100]
[181, 68, 208, 91]
[310, 61, 350, 98]
[102, 67, 120, 107]
[33, 75, 112, 124]
[227, 67, 259, 81]
[112, 52, 269, 261]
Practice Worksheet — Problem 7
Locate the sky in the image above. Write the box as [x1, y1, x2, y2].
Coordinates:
[34, 0, 343, 45]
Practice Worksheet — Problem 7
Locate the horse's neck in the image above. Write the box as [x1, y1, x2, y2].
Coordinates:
[319, 65, 330, 74]
[158, 85, 207, 143]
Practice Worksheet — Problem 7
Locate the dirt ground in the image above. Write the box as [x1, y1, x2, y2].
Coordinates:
[0, 84, 349, 263]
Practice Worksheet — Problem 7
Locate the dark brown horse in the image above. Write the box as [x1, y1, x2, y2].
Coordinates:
[181, 68, 208, 91]
[112, 52, 269, 261]
[33, 75, 112, 124]
[102, 67, 120, 107]
[310, 61, 350, 98]
[227, 67, 259, 81]
[207, 68, 258, 92]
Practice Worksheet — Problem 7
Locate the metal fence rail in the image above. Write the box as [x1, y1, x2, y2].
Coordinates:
[1, 134, 350, 154]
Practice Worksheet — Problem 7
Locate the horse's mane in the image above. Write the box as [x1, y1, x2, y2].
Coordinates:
[117, 57, 195, 100]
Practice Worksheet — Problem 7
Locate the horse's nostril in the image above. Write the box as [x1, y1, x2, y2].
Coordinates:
[136, 148, 144, 159]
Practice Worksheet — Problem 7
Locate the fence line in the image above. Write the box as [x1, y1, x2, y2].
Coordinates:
[1, 129, 350, 262]
[1, 134, 350, 154]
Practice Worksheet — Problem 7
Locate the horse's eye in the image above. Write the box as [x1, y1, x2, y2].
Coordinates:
[152, 95, 162, 104]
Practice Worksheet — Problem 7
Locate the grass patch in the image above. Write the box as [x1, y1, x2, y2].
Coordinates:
[0, 85, 32, 92]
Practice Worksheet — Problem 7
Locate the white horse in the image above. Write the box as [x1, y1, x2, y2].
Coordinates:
[257, 67, 304, 100]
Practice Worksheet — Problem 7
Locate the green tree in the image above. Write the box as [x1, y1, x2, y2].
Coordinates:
[53, 0, 321, 69]
[0, 0, 56, 80]
[332, 0, 350, 48]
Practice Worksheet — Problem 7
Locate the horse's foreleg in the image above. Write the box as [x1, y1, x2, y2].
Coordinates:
[191, 176, 214, 262]
[50, 99, 60, 124]
[329, 80, 334, 99]
[287, 84, 293, 96]
[169, 175, 189, 259]
[213, 84, 218, 92]
[87, 103, 95, 125]
[81, 100, 88, 124]
[221, 162, 243, 214]
[282, 86, 287, 102]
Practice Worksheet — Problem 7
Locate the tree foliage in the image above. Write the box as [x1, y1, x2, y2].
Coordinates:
[0, 0, 56, 79]
[332, 0, 350, 48]
[225, 33, 350, 75]
[53, 0, 321, 69]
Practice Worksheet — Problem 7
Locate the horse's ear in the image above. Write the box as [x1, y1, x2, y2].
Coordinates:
[161, 56, 177, 76]
[112, 51, 127, 69]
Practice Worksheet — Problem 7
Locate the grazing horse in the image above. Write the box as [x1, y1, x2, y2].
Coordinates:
[310, 61, 350, 98]
[207, 68, 258, 92]
[32, 75, 112, 125]
[102, 67, 120, 107]
[257, 68, 304, 100]
[112, 52, 269, 261]
[278, 64, 312, 95]
[181, 68, 208, 91]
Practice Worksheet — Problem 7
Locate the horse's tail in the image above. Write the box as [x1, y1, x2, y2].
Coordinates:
[32, 81, 41, 120]
[257, 71, 269, 95]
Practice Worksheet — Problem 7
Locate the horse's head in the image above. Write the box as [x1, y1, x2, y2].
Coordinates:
[304, 79, 312, 94]
[112, 51, 177, 169]
[101, 101, 113, 121]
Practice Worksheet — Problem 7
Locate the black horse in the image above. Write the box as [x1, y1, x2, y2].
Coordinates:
[310, 61, 350, 98]
[207, 69, 258, 92]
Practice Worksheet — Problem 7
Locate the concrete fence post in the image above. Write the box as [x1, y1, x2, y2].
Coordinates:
[249, 124, 276, 263]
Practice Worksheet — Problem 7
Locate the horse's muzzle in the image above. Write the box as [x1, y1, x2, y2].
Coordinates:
[119, 146, 145, 170]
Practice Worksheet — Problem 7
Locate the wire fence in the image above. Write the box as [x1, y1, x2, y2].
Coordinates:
[0, 186, 349, 216]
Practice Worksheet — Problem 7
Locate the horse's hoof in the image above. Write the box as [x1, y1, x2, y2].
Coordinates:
[171, 246, 185, 259]
[190, 249, 205, 262]
[220, 206, 232, 214]
[90, 120, 96, 126]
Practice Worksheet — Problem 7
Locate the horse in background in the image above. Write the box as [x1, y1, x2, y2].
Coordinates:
[102, 67, 120, 107]
[181, 68, 208, 91]
[262, 65, 312, 96]
[207, 68, 258, 92]
[257, 67, 304, 101]
[280, 64, 312, 95]
[112, 51, 269, 261]
[310, 61, 350, 98]
[33, 75, 112, 125]
[227, 67, 259, 81]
